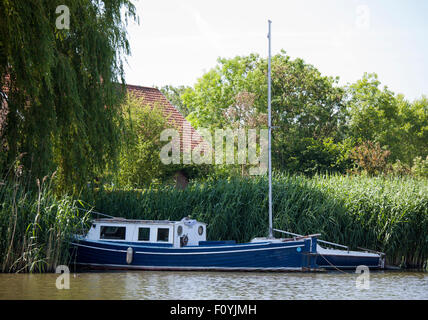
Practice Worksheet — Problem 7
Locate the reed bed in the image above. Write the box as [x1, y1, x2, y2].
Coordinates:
[92, 174, 428, 268]
[0, 175, 90, 273]
[1, 173, 426, 271]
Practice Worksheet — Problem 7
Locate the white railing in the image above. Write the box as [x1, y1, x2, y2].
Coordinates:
[273, 228, 349, 250]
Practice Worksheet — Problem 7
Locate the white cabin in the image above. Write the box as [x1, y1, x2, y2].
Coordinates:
[86, 217, 207, 248]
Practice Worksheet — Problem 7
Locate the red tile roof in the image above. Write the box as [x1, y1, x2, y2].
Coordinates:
[126, 84, 203, 152]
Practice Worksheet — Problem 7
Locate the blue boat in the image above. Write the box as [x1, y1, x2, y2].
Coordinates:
[71, 217, 320, 271]
[70, 217, 384, 272]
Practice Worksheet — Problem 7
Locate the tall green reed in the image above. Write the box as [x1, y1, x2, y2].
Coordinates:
[0, 170, 90, 273]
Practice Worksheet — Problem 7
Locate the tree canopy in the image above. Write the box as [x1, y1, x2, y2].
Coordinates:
[0, 0, 137, 193]
[180, 51, 352, 175]
[167, 52, 427, 178]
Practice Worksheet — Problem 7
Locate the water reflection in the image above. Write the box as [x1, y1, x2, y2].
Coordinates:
[0, 271, 427, 300]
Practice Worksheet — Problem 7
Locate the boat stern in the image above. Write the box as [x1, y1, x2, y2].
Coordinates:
[302, 234, 321, 271]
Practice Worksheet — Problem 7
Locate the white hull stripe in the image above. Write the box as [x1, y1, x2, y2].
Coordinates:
[97, 241, 277, 249]
[317, 254, 380, 258]
[71, 242, 305, 255]
[72, 242, 127, 253]
[317, 265, 380, 268]
[317, 248, 380, 258]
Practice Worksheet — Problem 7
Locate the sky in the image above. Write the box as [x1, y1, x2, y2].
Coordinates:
[123, 0, 428, 101]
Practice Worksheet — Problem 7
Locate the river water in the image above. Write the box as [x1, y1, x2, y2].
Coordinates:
[0, 270, 427, 300]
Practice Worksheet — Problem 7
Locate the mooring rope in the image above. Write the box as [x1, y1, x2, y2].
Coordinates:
[317, 251, 351, 274]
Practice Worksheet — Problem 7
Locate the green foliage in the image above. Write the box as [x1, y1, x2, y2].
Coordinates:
[0, 170, 90, 273]
[387, 160, 411, 177]
[159, 85, 192, 117]
[116, 93, 178, 188]
[268, 53, 348, 174]
[182, 54, 264, 130]
[397, 96, 428, 164]
[270, 51, 346, 138]
[412, 156, 428, 178]
[272, 136, 354, 176]
[174, 57, 427, 178]
[346, 74, 428, 166]
[0, 0, 137, 193]
[180, 51, 349, 176]
[346, 73, 398, 142]
[90, 174, 428, 268]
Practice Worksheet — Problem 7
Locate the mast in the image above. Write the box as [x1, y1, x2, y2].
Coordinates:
[267, 20, 273, 239]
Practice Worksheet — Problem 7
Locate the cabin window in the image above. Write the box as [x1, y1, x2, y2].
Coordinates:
[157, 228, 170, 242]
[198, 225, 204, 236]
[138, 227, 150, 241]
[100, 226, 126, 240]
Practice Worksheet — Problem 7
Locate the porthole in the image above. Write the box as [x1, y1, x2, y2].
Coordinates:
[177, 225, 183, 236]
[198, 225, 204, 235]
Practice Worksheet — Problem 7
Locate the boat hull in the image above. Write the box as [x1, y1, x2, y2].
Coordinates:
[316, 249, 383, 270]
[71, 238, 320, 272]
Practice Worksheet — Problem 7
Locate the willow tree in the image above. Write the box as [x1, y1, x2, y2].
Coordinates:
[0, 0, 136, 193]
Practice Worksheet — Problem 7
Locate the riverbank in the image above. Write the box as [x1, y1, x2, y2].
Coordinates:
[1, 174, 427, 272]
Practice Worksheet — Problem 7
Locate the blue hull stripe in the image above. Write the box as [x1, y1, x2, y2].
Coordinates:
[71, 242, 305, 255]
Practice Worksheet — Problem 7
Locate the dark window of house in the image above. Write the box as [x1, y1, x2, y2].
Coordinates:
[100, 226, 126, 240]
[138, 227, 150, 241]
[157, 228, 169, 242]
